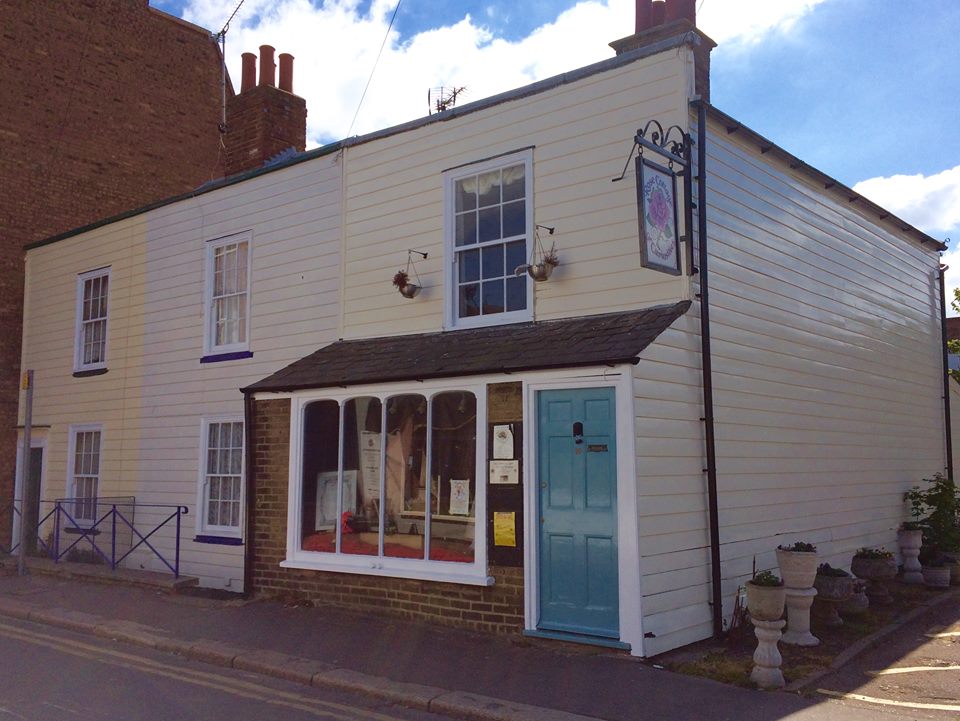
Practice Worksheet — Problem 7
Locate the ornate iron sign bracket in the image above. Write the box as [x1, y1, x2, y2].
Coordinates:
[613, 120, 694, 276]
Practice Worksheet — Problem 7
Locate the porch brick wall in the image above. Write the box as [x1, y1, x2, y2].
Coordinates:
[251, 398, 525, 635]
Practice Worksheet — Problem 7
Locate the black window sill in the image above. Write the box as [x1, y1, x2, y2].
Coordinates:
[73, 368, 108, 378]
[194, 535, 244, 546]
[200, 351, 253, 364]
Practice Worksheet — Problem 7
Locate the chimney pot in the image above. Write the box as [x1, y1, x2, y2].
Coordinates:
[650, 0, 666, 26]
[278, 53, 294, 93]
[635, 0, 653, 33]
[258, 44, 276, 87]
[664, 0, 696, 24]
[240, 52, 256, 93]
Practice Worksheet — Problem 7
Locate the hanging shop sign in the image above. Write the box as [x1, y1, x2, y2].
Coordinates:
[613, 119, 692, 276]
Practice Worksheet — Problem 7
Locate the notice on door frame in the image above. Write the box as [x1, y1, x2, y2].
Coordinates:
[493, 511, 517, 547]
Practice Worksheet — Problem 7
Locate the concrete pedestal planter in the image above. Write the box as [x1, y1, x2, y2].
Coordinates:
[922, 565, 951, 589]
[776, 548, 819, 589]
[813, 570, 854, 627]
[745, 578, 786, 690]
[745, 580, 786, 621]
[838, 580, 869, 618]
[851, 552, 897, 605]
[897, 528, 923, 584]
[777, 546, 819, 646]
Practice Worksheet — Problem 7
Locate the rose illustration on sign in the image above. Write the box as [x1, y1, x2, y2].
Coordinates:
[643, 173, 676, 263]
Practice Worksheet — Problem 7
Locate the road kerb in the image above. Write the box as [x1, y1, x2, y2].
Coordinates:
[234, 649, 332, 685]
[312, 667, 443, 711]
[429, 691, 601, 721]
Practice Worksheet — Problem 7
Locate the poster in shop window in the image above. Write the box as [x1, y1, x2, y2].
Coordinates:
[360, 430, 381, 499]
[449, 479, 470, 516]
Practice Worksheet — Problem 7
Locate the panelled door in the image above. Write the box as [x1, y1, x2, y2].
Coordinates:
[537, 387, 619, 638]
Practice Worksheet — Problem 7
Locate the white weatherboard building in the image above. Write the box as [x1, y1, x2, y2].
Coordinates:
[14, 0, 949, 657]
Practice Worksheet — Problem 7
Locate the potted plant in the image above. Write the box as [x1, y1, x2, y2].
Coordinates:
[745, 570, 785, 621]
[900, 486, 926, 583]
[775, 541, 818, 589]
[839, 579, 869, 618]
[905, 473, 960, 584]
[813, 563, 854, 627]
[527, 245, 559, 282]
[392, 269, 421, 299]
[920, 548, 952, 589]
[851, 547, 897, 604]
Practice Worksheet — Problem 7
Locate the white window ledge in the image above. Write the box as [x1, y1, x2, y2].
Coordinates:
[280, 556, 495, 587]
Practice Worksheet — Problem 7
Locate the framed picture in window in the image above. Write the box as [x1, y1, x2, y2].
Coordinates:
[315, 471, 357, 530]
[636, 155, 681, 275]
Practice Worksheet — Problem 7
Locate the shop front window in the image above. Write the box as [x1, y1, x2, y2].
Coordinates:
[297, 390, 479, 571]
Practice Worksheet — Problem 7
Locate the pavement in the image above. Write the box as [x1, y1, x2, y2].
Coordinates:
[1, 556, 958, 721]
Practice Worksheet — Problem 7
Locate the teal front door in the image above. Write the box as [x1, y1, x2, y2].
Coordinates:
[537, 387, 619, 638]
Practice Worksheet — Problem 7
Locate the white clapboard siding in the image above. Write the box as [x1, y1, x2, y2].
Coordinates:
[340, 51, 693, 339]
[697, 112, 944, 636]
[22, 153, 344, 589]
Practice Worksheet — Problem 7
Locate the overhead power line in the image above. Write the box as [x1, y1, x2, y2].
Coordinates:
[345, 0, 403, 139]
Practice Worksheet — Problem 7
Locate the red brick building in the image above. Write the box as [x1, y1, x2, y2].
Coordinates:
[0, 0, 229, 544]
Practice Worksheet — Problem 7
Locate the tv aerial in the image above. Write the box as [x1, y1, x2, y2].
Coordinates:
[428, 86, 466, 115]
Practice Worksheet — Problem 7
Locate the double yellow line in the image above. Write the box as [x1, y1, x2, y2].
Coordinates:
[0, 621, 412, 721]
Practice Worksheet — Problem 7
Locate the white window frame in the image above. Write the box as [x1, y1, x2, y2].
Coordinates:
[203, 231, 252, 356]
[283, 378, 491, 586]
[73, 267, 111, 372]
[443, 150, 534, 330]
[66, 424, 103, 527]
[196, 416, 245, 539]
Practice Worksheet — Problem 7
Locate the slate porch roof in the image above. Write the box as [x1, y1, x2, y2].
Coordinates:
[243, 300, 691, 394]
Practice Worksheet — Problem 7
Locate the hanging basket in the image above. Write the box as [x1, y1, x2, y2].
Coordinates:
[392, 251, 427, 299]
[398, 283, 421, 299]
[527, 261, 556, 282]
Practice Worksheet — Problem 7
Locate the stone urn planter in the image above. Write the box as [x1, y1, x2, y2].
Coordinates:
[851, 550, 897, 605]
[942, 552, 960, 586]
[745, 575, 786, 690]
[897, 528, 923, 584]
[922, 564, 951, 589]
[839, 579, 869, 618]
[776, 546, 819, 588]
[813, 565, 854, 627]
[777, 544, 819, 646]
[746, 579, 786, 622]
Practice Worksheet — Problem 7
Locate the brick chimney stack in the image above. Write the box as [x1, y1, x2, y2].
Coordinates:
[224, 45, 307, 177]
[610, 0, 715, 101]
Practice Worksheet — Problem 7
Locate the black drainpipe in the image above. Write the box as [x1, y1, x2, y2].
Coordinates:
[243, 391, 257, 597]
[939, 265, 954, 480]
[694, 99, 723, 638]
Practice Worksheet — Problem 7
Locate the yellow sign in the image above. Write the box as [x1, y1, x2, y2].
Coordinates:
[493, 512, 516, 547]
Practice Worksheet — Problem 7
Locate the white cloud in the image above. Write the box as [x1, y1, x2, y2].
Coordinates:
[181, 0, 830, 146]
[853, 166, 960, 237]
[697, 0, 829, 46]
[853, 167, 960, 314]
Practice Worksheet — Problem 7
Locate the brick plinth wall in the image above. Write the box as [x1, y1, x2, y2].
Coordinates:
[251, 398, 525, 634]
[0, 1, 228, 545]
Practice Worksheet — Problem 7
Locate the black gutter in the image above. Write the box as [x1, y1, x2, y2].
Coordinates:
[242, 391, 257, 597]
[694, 99, 723, 638]
[939, 265, 954, 480]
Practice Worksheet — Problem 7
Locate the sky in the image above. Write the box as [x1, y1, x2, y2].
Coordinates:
[153, 0, 960, 308]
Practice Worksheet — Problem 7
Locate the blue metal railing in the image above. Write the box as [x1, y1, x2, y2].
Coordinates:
[1, 498, 189, 577]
